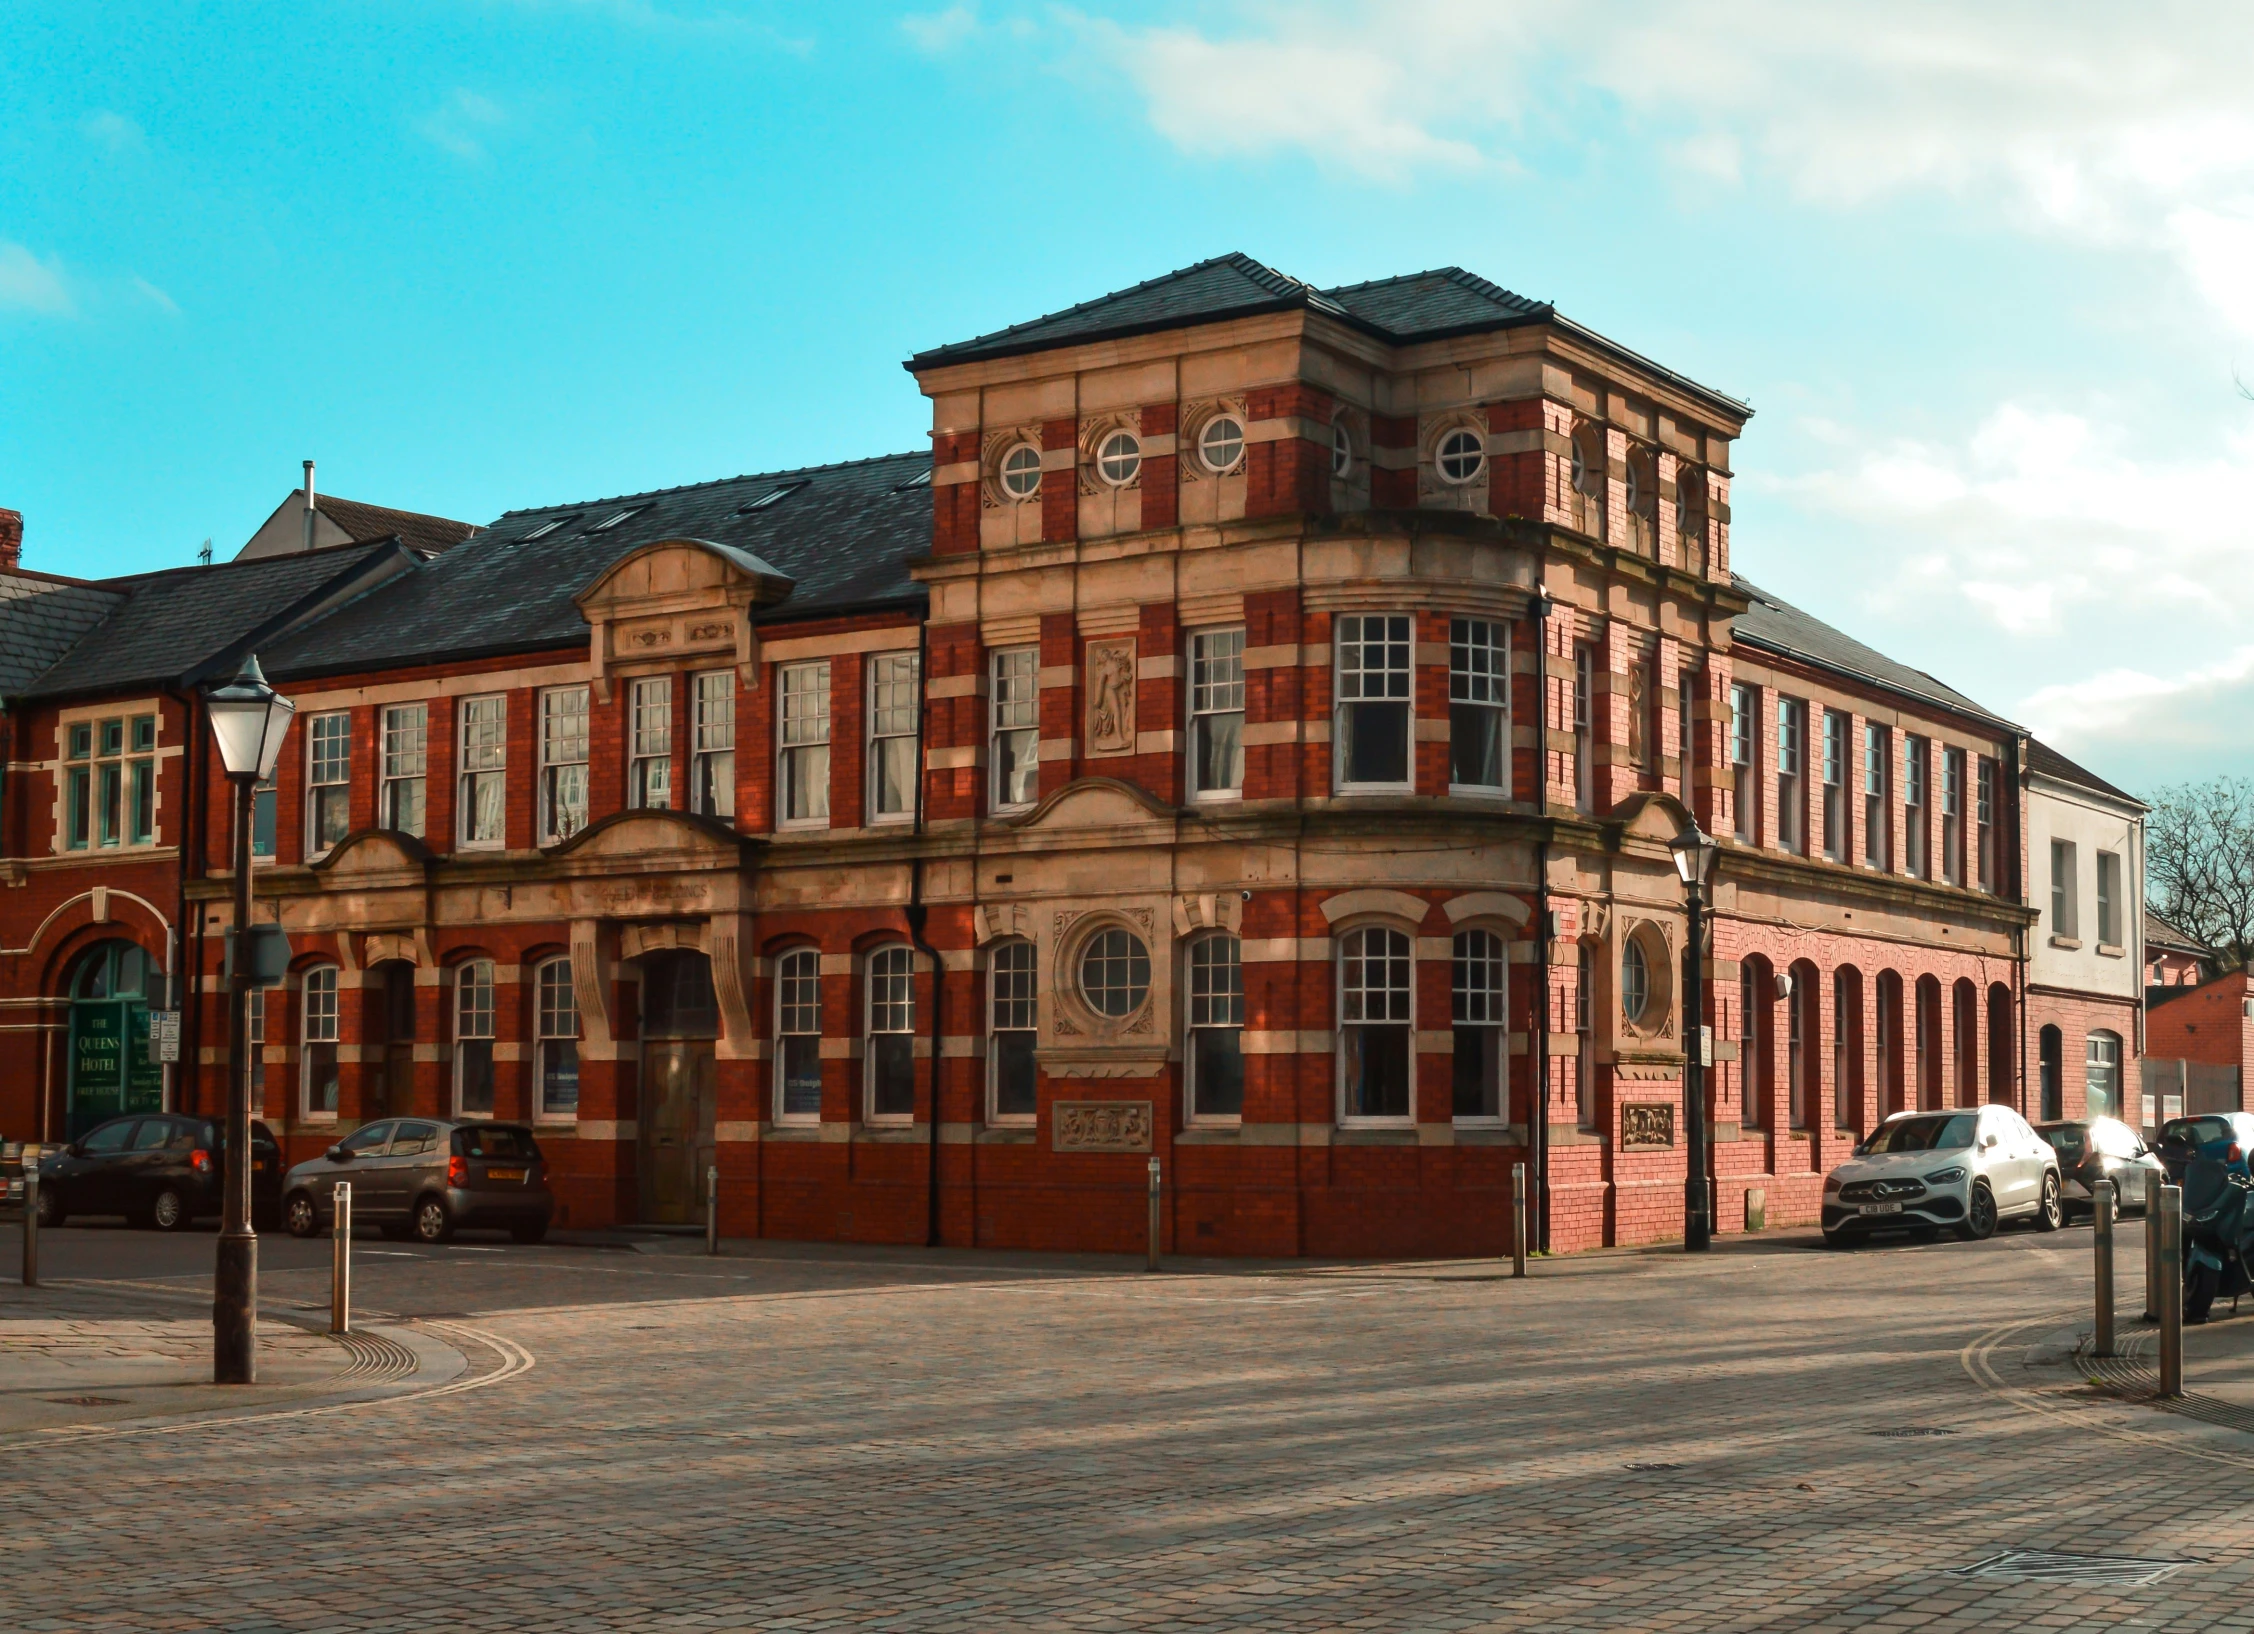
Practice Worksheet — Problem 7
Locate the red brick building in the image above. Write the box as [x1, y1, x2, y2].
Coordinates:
[0, 255, 2145, 1252]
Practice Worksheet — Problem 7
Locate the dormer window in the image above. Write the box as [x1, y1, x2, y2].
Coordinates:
[1198, 415, 1245, 474]
[1095, 431, 1141, 486]
[1437, 428, 1485, 485]
[999, 442, 1042, 499]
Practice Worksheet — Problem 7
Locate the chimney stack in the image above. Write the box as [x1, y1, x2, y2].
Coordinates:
[302, 460, 317, 553]
[0, 509, 22, 571]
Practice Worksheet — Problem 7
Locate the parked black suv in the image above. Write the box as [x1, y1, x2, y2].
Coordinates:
[36, 1113, 283, 1231]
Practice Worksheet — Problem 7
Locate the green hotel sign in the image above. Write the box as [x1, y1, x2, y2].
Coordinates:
[68, 1000, 163, 1133]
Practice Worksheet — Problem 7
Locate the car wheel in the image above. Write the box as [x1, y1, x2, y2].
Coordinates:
[1958, 1182, 1999, 1242]
[2033, 1172, 2063, 1233]
[284, 1191, 321, 1239]
[508, 1219, 548, 1245]
[33, 1186, 64, 1229]
[412, 1195, 454, 1244]
[150, 1187, 189, 1233]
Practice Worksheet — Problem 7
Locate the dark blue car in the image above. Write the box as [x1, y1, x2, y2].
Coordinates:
[2155, 1113, 2254, 1185]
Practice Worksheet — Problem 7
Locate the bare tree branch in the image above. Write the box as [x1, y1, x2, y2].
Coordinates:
[2145, 778, 2254, 970]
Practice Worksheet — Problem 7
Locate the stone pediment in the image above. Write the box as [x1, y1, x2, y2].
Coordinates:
[573, 537, 796, 701]
[1011, 777, 1176, 832]
[1609, 791, 1697, 846]
[543, 808, 753, 866]
[310, 829, 433, 878]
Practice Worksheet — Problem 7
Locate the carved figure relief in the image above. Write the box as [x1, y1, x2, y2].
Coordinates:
[1628, 662, 1648, 768]
[1622, 1103, 1675, 1149]
[1053, 1100, 1153, 1153]
[1086, 640, 1136, 756]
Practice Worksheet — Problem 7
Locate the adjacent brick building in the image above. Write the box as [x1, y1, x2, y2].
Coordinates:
[0, 254, 2153, 1252]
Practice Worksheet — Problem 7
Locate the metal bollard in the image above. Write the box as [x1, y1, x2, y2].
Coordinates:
[2157, 1184, 2183, 1400]
[2093, 1179, 2115, 1358]
[20, 1165, 38, 1289]
[330, 1181, 351, 1335]
[1511, 1162, 1528, 1279]
[1146, 1155, 1161, 1273]
[2145, 1179, 2163, 1322]
[706, 1164, 719, 1257]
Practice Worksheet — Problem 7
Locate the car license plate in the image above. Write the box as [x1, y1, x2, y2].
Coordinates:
[487, 1167, 526, 1183]
[1858, 1202, 1903, 1216]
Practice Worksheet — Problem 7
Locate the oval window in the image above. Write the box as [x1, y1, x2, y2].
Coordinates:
[1331, 418, 1353, 478]
[1437, 428, 1485, 485]
[1621, 937, 1649, 1025]
[1625, 458, 1645, 517]
[1078, 927, 1152, 1019]
[999, 442, 1043, 500]
[1198, 415, 1245, 474]
[1570, 433, 1602, 497]
[1096, 430, 1141, 486]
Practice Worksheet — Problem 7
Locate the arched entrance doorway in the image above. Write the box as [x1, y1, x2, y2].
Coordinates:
[638, 949, 717, 1225]
[369, 960, 418, 1120]
[65, 939, 162, 1139]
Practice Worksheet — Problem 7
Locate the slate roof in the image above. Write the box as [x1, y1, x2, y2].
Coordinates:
[20, 543, 412, 702]
[907, 252, 1748, 415]
[0, 571, 129, 699]
[1730, 575, 2015, 730]
[2026, 737, 2143, 808]
[259, 451, 932, 680]
[314, 494, 478, 557]
[2145, 908, 2213, 959]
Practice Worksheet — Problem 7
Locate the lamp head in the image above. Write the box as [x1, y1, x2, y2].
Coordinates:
[1668, 824, 1720, 889]
[204, 654, 296, 781]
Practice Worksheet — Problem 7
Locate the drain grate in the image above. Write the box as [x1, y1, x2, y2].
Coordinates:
[1623, 1462, 1683, 1472]
[1869, 1427, 1958, 1438]
[1951, 1551, 2200, 1588]
[48, 1395, 129, 1407]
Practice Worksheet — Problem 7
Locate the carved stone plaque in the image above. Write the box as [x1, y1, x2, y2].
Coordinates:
[1053, 1099, 1153, 1153]
[1622, 1102, 1675, 1150]
[1085, 639, 1136, 756]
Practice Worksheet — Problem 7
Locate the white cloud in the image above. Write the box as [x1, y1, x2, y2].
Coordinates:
[902, 5, 979, 53]
[2021, 650, 2254, 783]
[0, 241, 75, 316]
[1077, 1, 2254, 328]
[417, 89, 511, 162]
[131, 276, 179, 316]
[1769, 401, 2254, 636]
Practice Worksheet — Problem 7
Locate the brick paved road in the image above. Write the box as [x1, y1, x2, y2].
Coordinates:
[3, 1218, 2250, 1632]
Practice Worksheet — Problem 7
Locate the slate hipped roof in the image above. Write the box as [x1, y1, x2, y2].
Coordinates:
[0, 571, 129, 699]
[2026, 737, 2143, 808]
[907, 252, 1750, 417]
[1730, 575, 2015, 731]
[311, 494, 479, 558]
[258, 452, 932, 680]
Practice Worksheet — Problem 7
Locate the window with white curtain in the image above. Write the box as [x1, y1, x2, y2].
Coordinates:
[629, 676, 672, 810]
[867, 652, 920, 822]
[380, 703, 426, 837]
[540, 687, 589, 843]
[692, 671, 735, 819]
[991, 648, 1039, 811]
[778, 661, 831, 826]
[459, 695, 507, 847]
[1188, 629, 1245, 799]
[536, 958, 579, 1119]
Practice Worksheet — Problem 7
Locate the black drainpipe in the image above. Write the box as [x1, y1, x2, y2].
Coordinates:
[164, 682, 203, 1115]
[1530, 577, 1553, 1256]
[907, 618, 945, 1248]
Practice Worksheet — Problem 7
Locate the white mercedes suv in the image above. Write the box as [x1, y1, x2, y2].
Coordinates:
[1822, 1105, 2063, 1247]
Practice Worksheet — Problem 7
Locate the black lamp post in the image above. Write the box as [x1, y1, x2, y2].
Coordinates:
[1669, 824, 1720, 1253]
[203, 655, 295, 1384]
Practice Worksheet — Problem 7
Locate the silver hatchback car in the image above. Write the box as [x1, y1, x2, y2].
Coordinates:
[282, 1119, 553, 1244]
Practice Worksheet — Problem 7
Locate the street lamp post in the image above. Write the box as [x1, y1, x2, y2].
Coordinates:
[203, 655, 295, 1385]
[1669, 824, 1721, 1253]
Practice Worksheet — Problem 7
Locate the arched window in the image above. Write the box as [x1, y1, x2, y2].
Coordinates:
[535, 957, 579, 1120]
[1452, 929, 1506, 1123]
[865, 946, 917, 1122]
[1339, 926, 1412, 1124]
[2085, 1030, 2121, 1121]
[1187, 932, 1244, 1122]
[2038, 1025, 2063, 1122]
[989, 939, 1038, 1124]
[1954, 979, 1979, 1107]
[774, 948, 822, 1124]
[1739, 961, 1764, 1131]
[1876, 972, 1904, 1117]
[1787, 967, 1813, 1130]
[1832, 968, 1861, 1130]
[1575, 943, 1594, 1131]
[1986, 984, 2014, 1106]
[454, 960, 496, 1116]
[302, 965, 340, 1118]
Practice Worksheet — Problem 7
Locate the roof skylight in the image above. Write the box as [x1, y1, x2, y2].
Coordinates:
[735, 481, 808, 515]
[519, 515, 579, 541]
[894, 468, 933, 491]
[587, 506, 648, 532]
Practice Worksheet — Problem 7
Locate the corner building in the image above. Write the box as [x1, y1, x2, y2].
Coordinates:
[0, 256, 2084, 1253]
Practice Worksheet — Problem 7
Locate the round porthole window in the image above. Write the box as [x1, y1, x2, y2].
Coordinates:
[1078, 927, 1152, 1019]
[1331, 418, 1353, 478]
[1437, 428, 1485, 485]
[1096, 430, 1142, 486]
[1621, 938, 1650, 1025]
[1198, 415, 1245, 474]
[1570, 432, 1602, 497]
[999, 442, 1043, 500]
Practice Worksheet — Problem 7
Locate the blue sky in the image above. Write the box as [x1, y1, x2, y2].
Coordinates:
[8, 1, 2254, 790]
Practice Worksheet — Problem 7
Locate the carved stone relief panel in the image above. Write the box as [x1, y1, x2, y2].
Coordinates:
[1053, 1100, 1153, 1152]
[1622, 1102, 1675, 1149]
[1085, 639, 1136, 756]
